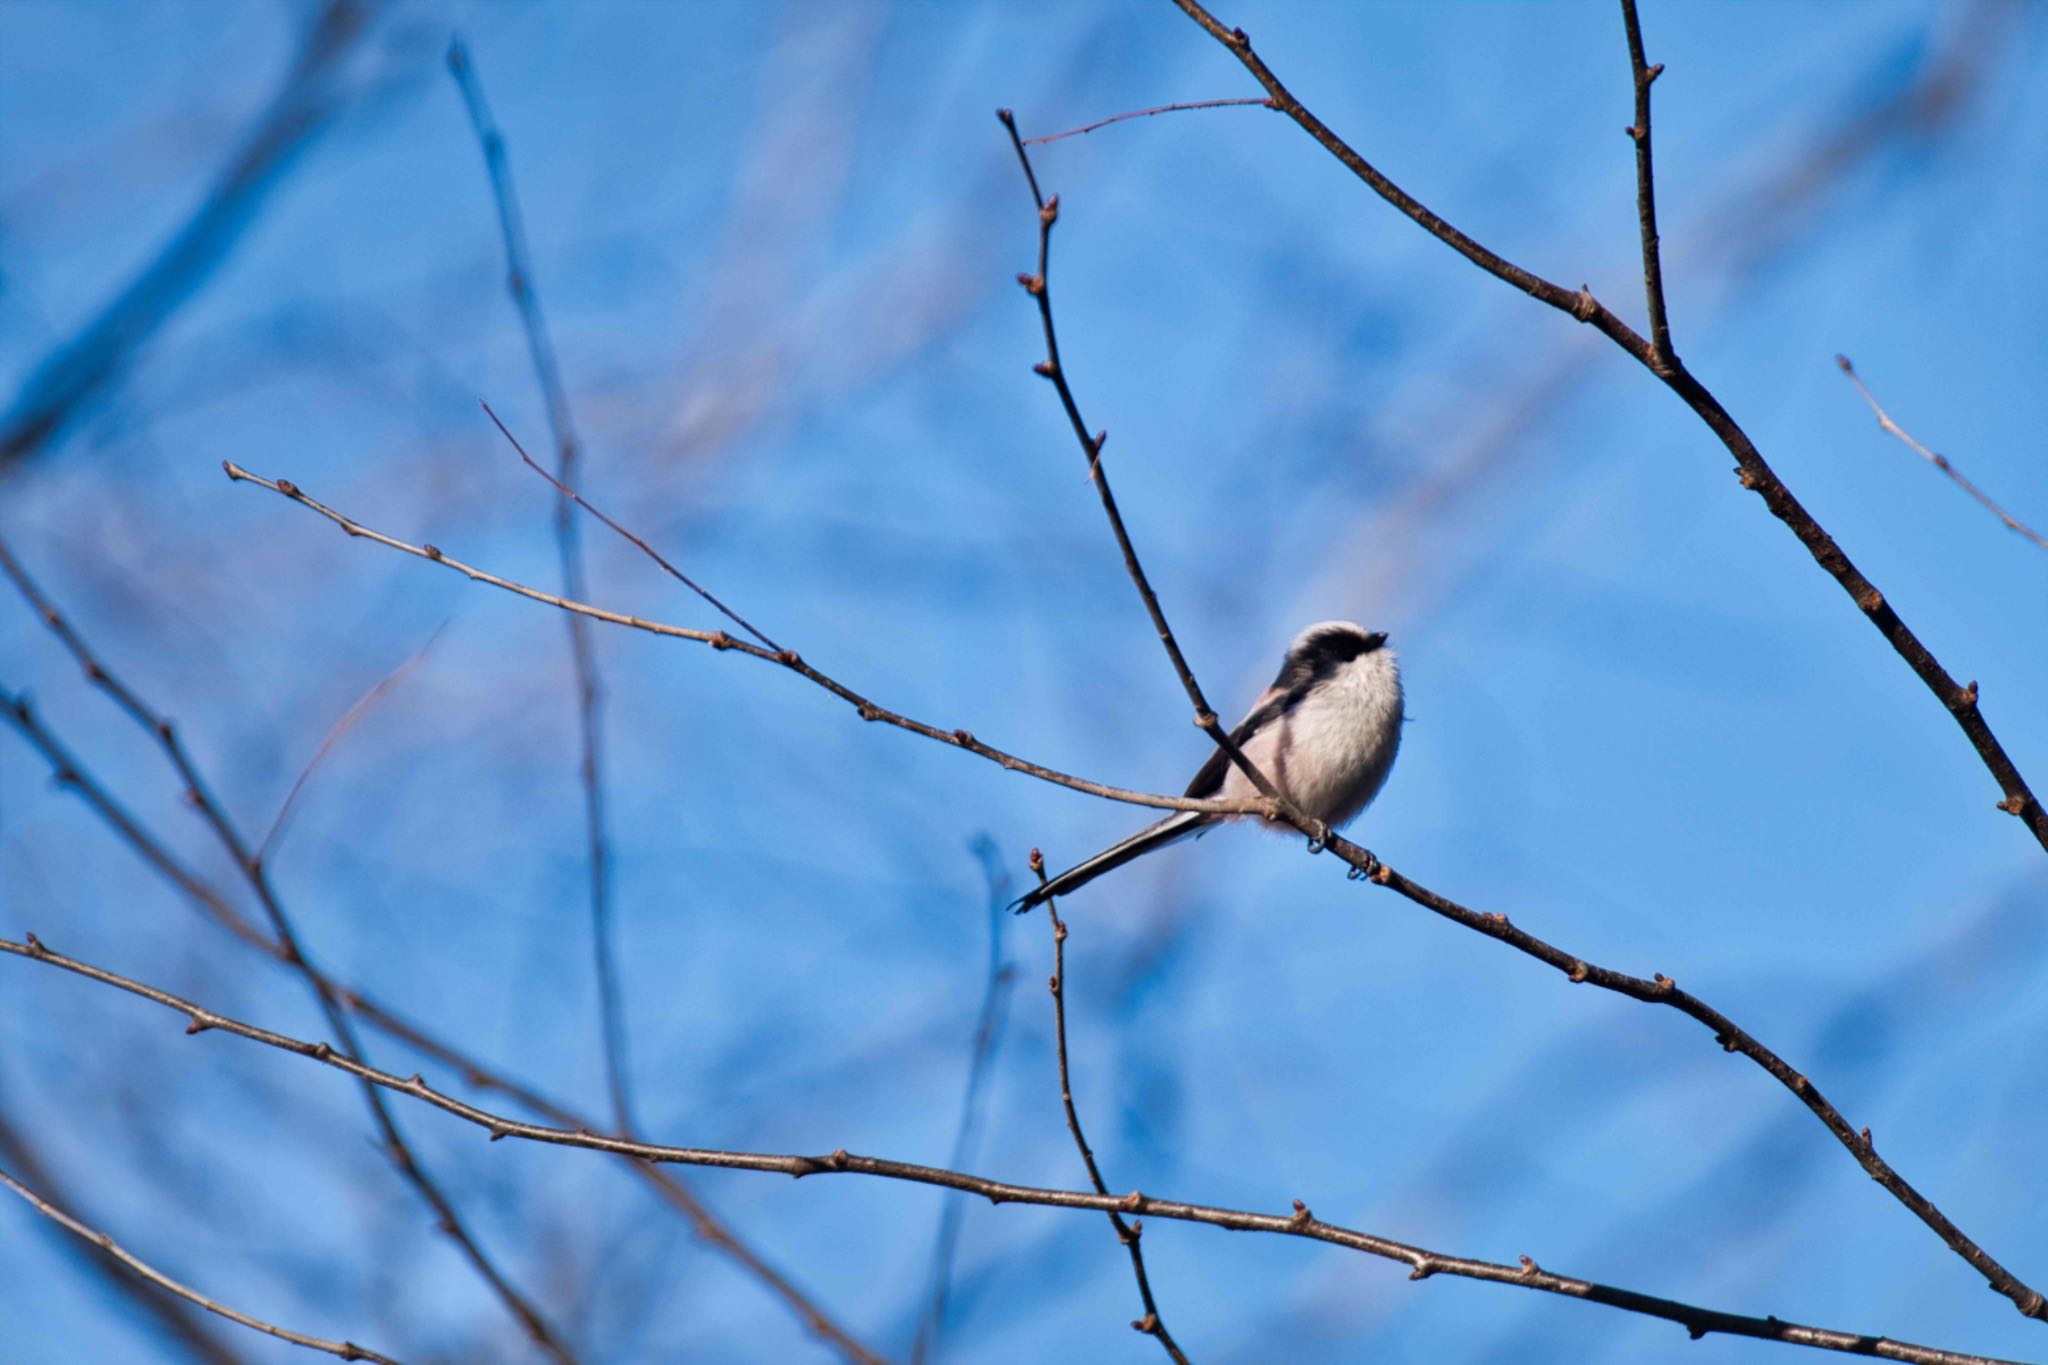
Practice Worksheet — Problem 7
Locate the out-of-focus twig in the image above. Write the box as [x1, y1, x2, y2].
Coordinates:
[481, 402, 781, 651]
[0, 1164, 399, 1365]
[1032, 854, 1187, 1363]
[340, 992, 888, 1365]
[3, 932, 2025, 1365]
[257, 623, 446, 866]
[910, 838, 1018, 1365]
[446, 37, 633, 1137]
[1021, 97, 1272, 145]
[0, 0, 375, 466]
[1837, 356, 2046, 554]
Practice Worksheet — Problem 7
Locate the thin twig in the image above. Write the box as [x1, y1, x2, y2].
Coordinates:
[2, 934, 2022, 1365]
[0, 1164, 400, 1365]
[910, 838, 1018, 1365]
[447, 37, 634, 1138]
[210, 458, 2045, 1320]
[480, 400, 781, 651]
[1620, 0, 1675, 369]
[996, 110, 1311, 839]
[1021, 97, 1272, 145]
[1168, 0, 2048, 855]
[1837, 356, 2047, 553]
[1033, 854, 1189, 1363]
[0, 542, 575, 1361]
[0, 1112, 248, 1365]
[217, 462, 1274, 821]
[258, 623, 446, 865]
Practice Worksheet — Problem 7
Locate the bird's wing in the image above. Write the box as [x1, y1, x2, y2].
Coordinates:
[1182, 686, 1287, 798]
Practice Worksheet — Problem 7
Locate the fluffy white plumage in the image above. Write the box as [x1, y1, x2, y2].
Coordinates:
[1017, 621, 1403, 910]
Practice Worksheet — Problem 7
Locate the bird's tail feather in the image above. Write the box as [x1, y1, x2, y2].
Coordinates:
[1013, 810, 1214, 912]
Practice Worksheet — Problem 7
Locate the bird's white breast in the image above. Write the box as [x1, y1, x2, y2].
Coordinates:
[1224, 650, 1403, 827]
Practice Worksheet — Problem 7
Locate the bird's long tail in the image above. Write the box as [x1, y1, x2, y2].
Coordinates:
[1012, 810, 1215, 912]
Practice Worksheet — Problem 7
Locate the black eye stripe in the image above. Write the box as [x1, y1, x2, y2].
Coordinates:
[1270, 628, 1383, 695]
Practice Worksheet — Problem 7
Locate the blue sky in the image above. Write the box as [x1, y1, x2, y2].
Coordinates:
[2, 2, 2045, 1362]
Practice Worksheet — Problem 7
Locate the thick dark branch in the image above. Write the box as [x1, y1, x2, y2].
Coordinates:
[447, 38, 633, 1139]
[1323, 829, 2048, 1324]
[1620, 0, 1674, 367]
[1036, 859, 1188, 1363]
[0, 1164, 399, 1364]
[1167, 0, 2048, 856]
[3, 934, 2024, 1365]
[218, 462, 1273, 821]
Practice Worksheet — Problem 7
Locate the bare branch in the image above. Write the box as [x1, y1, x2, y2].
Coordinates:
[340, 992, 888, 1365]
[1021, 97, 1273, 146]
[0, 540, 575, 1361]
[1620, 0, 1675, 369]
[996, 110, 1311, 838]
[3, 933, 2025, 1365]
[0, 1164, 400, 1365]
[217, 461, 1274, 821]
[1034, 855, 1188, 1363]
[446, 37, 633, 1138]
[0, 1113, 248, 1365]
[1837, 356, 2046, 554]
[1167, 0, 2048, 854]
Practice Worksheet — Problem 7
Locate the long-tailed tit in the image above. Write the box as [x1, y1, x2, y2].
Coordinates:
[1016, 621, 1403, 911]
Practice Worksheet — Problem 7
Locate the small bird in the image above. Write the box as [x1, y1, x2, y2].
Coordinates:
[1016, 621, 1403, 911]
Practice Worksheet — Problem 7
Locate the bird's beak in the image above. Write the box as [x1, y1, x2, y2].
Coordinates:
[1365, 632, 1388, 651]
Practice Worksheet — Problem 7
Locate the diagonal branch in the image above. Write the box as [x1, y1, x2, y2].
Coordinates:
[1167, 0, 2048, 855]
[217, 462, 1274, 821]
[0, 1164, 399, 1365]
[3, 932, 2026, 1365]
[447, 38, 633, 1138]
[1034, 856, 1188, 1363]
